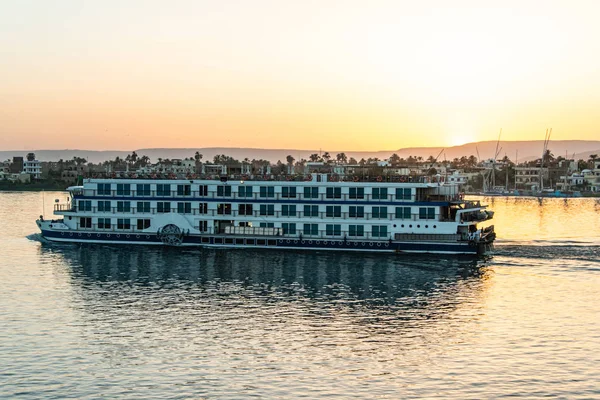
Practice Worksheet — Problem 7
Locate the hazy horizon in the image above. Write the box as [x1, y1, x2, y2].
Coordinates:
[3, 139, 599, 164]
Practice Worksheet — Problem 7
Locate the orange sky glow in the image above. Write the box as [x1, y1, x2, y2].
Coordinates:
[1, 0, 599, 151]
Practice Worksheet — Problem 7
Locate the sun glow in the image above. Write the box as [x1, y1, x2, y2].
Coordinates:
[448, 134, 475, 147]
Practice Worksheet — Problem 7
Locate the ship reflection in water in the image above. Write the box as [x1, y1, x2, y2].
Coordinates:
[40, 243, 491, 305]
[38, 243, 494, 338]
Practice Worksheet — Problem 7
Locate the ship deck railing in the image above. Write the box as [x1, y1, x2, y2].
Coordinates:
[85, 172, 452, 184]
[57, 205, 451, 222]
[394, 233, 462, 242]
[70, 223, 394, 240]
[72, 189, 464, 203]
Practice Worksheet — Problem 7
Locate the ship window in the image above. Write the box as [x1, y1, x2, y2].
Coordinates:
[395, 206, 411, 219]
[419, 207, 435, 220]
[197, 220, 208, 232]
[259, 222, 275, 228]
[238, 204, 253, 216]
[282, 223, 296, 235]
[349, 187, 364, 199]
[349, 225, 364, 237]
[98, 218, 111, 229]
[303, 223, 319, 236]
[97, 200, 110, 212]
[156, 184, 171, 197]
[78, 200, 92, 211]
[303, 187, 319, 199]
[137, 219, 151, 230]
[157, 202, 171, 213]
[256, 239, 266, 246]
[198, 185, 208, 196]
[97, 183, 111, 196]
[136, 184, 151, 196]
[177, 202, 192, 214]
[326, 187, 341, 199]
[372, 206, 388, 219]
[349, 206, 364, 218]
[117, 218, 131, 230]
[238, 186, 253, 198]
[303, 205, 319, 217]
[217, 203, 232, 215]
[117, 201, 130, 213]
[177, 184, 191, 196]
[372, 225, 388, 238]
[79, 217, 92, 228]
[116, 183, 130, 196]
[259, 186, 275, 198]
[137, 201, 150, 213]
[372, 188, 388, 200]
[259, 204, 274, 216]
[217, 185, 232, 197]
[282, 205, 297, 216]
[326, 205, 341, 218]
[281, 186, 297, 198]
[198, 203, 208, 214]
[396, 188, 412, 200]
[325, 224, 341, 236]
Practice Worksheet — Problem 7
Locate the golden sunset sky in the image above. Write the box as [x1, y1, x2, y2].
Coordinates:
[1, 0, 599, 151]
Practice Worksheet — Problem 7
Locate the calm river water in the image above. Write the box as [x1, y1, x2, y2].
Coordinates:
[1, 192, 599, 398]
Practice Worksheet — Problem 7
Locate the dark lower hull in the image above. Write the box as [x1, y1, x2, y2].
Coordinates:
[40, 229, 492, 256]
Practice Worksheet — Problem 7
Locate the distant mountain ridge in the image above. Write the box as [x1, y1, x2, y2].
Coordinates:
[2, 140, 599, 164]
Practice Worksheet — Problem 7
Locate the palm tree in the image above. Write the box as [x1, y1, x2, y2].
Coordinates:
[130, 151, 138, 165]
[309, 153, 321, 162]
[322, 152, 331, 164]
[286, 155, 295, 166]
[336, 153, 347, 164]
[139, 155, 150, 167]
[543, 149, 555, 165]
[194, 151, 203, 163]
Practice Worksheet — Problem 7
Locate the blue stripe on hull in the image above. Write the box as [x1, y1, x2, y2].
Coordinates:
[40, 230, 479, 255]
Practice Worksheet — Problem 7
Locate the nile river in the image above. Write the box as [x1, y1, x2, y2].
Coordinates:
[1, 192, 599, 398]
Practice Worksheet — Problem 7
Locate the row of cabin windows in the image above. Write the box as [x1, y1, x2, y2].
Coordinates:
[301, 224, 387, 237]
[80, 217, 388, 237]
[79, 199, 435, 219]
[79, 217, 151, 230]
[95, 184, 413, 200]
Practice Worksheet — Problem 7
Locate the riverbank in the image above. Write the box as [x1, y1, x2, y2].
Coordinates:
[466, 191, 600, 198]
[0, 181, 68, 192]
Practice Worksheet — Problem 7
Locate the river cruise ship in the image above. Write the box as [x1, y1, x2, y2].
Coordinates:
[36, 174, 495, 255]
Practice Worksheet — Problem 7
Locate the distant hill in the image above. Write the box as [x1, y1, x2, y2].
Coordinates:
[1, 140, 599, 164]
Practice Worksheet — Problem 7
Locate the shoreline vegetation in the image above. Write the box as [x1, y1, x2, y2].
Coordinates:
[3, 150, 599, 194]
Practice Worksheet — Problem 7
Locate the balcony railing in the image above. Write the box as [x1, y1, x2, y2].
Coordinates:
[60, 205, 442, 222]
